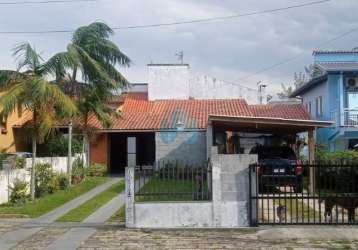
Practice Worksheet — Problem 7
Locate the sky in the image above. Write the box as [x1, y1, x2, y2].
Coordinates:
[0, 0, 357, 95]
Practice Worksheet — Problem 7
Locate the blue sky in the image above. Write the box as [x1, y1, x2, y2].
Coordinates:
[0, 0, 357, 95]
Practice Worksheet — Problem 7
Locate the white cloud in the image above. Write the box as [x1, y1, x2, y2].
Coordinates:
[0, 0, 357, 96]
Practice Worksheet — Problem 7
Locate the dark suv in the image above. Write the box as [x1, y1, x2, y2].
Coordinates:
[250, 145, 303, 193]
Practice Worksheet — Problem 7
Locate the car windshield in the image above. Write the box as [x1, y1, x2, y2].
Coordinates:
[252, 147, 296, 160]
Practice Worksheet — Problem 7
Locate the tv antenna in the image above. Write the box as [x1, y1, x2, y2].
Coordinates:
[175, 51, 184, 64]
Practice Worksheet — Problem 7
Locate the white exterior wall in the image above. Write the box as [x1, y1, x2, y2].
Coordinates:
[148, 64, 190, 100]
[189, 75, 261, 104]
[0, 168, 30, 204]
[0, 154, 85, 204]
[147, 64, 261, 104]
[135, 202, 213, 228]
[25, 154, 86, 173]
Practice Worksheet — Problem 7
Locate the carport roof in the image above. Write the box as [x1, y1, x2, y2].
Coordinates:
[208, 114, 333, 133]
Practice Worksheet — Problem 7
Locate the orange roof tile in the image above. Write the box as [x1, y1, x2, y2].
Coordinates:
[249, 104, 310, 120]
[13, 96, 311, 131]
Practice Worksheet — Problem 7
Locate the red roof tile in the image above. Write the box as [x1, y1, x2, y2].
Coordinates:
[89, 99, 311, 130]
[13, 97, 312, 130]
[249, 104, 311, 120]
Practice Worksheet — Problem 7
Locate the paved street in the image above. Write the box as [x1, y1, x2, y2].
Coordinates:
[0, 219, 357, 249]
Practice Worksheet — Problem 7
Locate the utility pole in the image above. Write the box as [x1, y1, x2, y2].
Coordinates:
[67, 120, 73, 185]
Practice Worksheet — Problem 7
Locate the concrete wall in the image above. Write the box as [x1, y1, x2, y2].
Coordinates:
[25, 154, 85, 173]
[189, 75, 261, 104]
[211, 148, 257, 227]
[155, 131, 206, 165]
[0, 155, 83, 204]
[0, 167, 30, 204]
[135, 202, 213, 228]
[148, 64, 191, 100]
[126, 147, 258, 228]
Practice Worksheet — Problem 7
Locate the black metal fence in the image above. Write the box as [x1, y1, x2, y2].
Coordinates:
[250, 162, 358, 225]
[134, 161, 212, 202]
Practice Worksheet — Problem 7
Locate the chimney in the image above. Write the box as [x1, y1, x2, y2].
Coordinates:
[147, 64, 190, 100]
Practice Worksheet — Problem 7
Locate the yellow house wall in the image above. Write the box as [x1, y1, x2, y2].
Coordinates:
[0, 92, 28, 153]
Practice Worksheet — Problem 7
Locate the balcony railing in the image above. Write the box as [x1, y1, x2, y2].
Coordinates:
[331, 109, 358, 127]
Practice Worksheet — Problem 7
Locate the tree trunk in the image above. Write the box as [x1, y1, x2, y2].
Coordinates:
[67, 121, 73, 185]
[83, 133, 90, 168]
[30, 137, 36, 200]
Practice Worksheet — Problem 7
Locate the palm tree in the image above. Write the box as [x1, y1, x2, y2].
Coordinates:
[0, 43, 76, 199]
[43, 22, 131, 166]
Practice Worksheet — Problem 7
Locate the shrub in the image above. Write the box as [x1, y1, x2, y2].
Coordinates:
[86, 163, 107, 177]
[9, 156, 26, 169]
[35, 163, 58, 197]
[56, 173, 69, 190]
[9, 179, 28, 204]
[45, 135, 83, 157]
[72, 157, 85, 184]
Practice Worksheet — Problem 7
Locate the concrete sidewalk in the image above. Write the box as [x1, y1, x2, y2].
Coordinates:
[48, 191, 125, 250]
[258, 226, 358, 241]
[0, 177, 121, 250]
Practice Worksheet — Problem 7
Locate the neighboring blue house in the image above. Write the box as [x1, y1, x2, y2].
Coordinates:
[291, 49, 358, 151]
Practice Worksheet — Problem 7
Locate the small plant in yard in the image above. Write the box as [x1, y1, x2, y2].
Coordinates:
[72, 157, 85, 184]
[8, 156, 26, 169]
[56, 173, 69, 190]
[35, 163, 58, 197]
[86, 163, 107, 177]
[9, 179, 28, 204]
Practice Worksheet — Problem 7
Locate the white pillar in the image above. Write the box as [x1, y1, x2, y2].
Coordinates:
[125, 166, 135, 227]
[127, 137, 136, 167]
[339, 72, 345, 126]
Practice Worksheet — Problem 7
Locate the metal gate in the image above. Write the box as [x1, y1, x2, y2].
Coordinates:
[249, 162, 358, 225]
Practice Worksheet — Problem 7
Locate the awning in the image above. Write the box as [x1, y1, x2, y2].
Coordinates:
[208, 115, 333, 133]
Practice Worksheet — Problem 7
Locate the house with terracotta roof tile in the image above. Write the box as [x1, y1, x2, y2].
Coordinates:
[4, 63, 331, 172]
[86, 64, 330, 173]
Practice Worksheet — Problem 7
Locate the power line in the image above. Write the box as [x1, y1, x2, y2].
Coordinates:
[197, 25, 358, 95]
[0, 0, 98, 4]
[0, 0, 330, 34]
[229, 25, 358, 86]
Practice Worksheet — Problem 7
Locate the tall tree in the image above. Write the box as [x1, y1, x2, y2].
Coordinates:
[0, 43, 76, 199]
[43, 22, 131, 165]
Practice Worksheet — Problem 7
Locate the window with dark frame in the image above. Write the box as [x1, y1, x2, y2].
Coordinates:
[316, 96, 323, 117]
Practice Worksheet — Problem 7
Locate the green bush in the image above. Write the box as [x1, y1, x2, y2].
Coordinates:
[9, 179, 28, 204]
[56, 173, 69, 190]
[86, 163, 107, 177]
[35, 163, 58, 197]
[72, 157, 85, 184]
[316, 149, 358, 162]
[9, 156, 26, 169]
[45, 135, 83, 157]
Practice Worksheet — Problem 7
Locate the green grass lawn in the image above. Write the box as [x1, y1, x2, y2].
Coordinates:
[57, 179, 125, 222]
[109, 205, 125, 222]
[0, 177, 109, 218]
[135, 177, 211, 202]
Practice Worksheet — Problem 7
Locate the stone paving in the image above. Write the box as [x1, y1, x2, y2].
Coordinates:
[0, 220, 357, 249]
[78, 227, 358, 250]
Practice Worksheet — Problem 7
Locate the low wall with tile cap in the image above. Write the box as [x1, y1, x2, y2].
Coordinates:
[126, 147, 257, 228]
